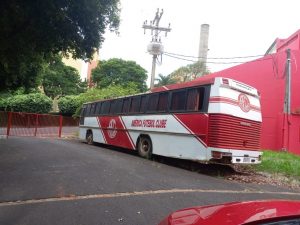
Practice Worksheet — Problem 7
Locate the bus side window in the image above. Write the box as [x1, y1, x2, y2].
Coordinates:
[109, 100, 117, 114]
[170, 90, 186, 111]
[101, 101, 110, 115]
[90, 103, 96, 116]
[115, 99, 123, 114]
[139, 95, 147, 113]
[147, 94, 159, 113]
[129, 97, 141, 113]
[157, 92, 169, 112]
[95, 102, 102, 115]
[86, 104, 92, 116]
[186, 87, 205, 111]
[80, 106, 86, 124]
[122, 98, 130, 113]
[110, 99, 123, 115]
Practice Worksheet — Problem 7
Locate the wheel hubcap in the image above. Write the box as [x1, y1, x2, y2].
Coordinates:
[87, 134, 92, 143]
[142, 141, 149, 152]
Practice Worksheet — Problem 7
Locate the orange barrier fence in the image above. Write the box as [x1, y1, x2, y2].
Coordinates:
[0, 111, 79, 138]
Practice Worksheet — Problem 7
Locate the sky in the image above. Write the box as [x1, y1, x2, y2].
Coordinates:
[99, 0, 300, 86]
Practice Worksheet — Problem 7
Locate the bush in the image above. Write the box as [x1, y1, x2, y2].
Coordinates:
[0, 92, 12, 111]
[57, 84, 141, 116]
[72, 84, 141, 116]
[58, 95, 81, 116]
[0, 98, 8, 111]
[4, 93, 52, 113]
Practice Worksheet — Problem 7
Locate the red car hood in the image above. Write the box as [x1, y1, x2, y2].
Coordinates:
[158, 200, 300, 225]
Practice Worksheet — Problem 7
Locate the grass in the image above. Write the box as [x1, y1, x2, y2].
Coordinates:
[255, 150, 300, 178]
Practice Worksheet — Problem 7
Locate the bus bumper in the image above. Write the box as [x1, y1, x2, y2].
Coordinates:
[208, 148, 262, 164]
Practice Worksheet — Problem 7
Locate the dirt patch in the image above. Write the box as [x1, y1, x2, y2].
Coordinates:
[152, 156, 300, 191]
[226, 165, 300, 191]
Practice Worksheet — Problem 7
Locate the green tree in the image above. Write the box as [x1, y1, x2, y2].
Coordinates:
[0, 54, 46, 91]
[92, 58, 147, 92]
[0, 0, 120, 91]
[154, 74, 176, 87]
[72, 83, 139, 116]
[42, 55, 87, 99]
[170, 61, 210, 83]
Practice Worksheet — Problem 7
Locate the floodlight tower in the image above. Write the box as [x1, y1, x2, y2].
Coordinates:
[143, 9, 171, 89]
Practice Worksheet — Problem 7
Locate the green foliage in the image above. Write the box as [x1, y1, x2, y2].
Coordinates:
[71, 84, 139, 116]
[58, 96, 81, 116]
[0, 53, 46, 91]
[92, 58, 147, 92]
[0, 98, 8, 111]
[155, 74, 177, 87]
[170, 61, 210, 83]
[2, 93, 52, 113]
[256, 150, 300, 178]
[42, 55, 87, 98]
[0, 0, 120, 91]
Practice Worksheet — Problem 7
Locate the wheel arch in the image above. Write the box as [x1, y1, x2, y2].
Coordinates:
[86, 129, 93, 136]
[86, 129, 94, 145]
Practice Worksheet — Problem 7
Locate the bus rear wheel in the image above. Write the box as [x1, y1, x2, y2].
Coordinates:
[86, 130, 94, 145]
[138, 136, 152, 159]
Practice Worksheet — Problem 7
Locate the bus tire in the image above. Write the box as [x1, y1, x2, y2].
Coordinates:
[86, 130, 94, 145]
[137, 136, 152, 159]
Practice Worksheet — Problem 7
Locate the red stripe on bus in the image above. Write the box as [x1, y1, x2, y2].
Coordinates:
[119, 116, 135, 149]
[98, 116, 135, 150]
[173, 114, 208, 147]
[209, 96, 261, 112]
[97, 116, 107, 144]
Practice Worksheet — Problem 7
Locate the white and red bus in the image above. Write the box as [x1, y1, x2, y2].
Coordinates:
[79, 77, 262, 164]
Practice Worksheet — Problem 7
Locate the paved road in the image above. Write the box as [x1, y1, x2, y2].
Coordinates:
[0, 137, 299, 225]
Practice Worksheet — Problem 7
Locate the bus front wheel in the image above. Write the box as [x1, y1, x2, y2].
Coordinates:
[86, 130, 94, 145]
[138, 136, 152, 159]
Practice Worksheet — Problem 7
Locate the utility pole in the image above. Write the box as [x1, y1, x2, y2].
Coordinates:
[284, 49, 291, 114]
[283, 48, 292, 151]
[143, 9, 171, 89]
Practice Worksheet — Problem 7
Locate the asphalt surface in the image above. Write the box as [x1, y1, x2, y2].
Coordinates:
[0, 137, 299, 225]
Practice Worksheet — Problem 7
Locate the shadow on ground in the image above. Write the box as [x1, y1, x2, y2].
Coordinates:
[92, 142, 240, 178]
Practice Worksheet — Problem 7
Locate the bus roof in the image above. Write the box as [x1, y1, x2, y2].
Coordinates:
[150, 76, 215, 93]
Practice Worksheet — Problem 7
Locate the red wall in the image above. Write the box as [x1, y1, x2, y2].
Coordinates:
[202, 31, 300, 154]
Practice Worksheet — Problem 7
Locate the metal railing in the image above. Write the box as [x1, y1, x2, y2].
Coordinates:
[0, 111, 79, 138]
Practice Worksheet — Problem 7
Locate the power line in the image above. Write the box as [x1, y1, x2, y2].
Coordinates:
[163, 52, 274, 64]
[164, 51, 265, 60]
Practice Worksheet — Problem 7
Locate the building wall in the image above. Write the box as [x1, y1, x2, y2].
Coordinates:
[276, 30, 300, 53]
[202, 31, 300, 154]
[62, 51, 99, 86]
[87, 60, 99, 87]
[62, 56, 86, 80]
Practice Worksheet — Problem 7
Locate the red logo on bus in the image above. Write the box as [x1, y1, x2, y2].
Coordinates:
[108, 119, 117, 138]
[238, 94, 251, 112]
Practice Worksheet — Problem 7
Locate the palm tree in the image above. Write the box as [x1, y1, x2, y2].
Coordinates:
[154, 74, 177, 87]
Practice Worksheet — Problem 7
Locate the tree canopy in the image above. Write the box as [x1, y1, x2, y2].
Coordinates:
[0, 0, 120, 91]
[154, 74, 176, 87]
[170, 61, 210, 83]
[92, 58, 148, 92]
[42, 55, 86, 99]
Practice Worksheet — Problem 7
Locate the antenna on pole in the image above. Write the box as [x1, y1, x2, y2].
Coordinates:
[143, 9, 171, 89]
